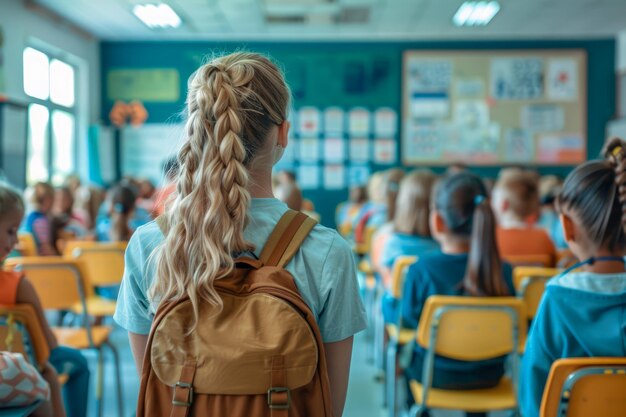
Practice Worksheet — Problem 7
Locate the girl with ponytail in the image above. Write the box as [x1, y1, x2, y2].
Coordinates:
[520, 138, 626, 417]
[401, 172, 514, 417]
[113, 52, 366, 417]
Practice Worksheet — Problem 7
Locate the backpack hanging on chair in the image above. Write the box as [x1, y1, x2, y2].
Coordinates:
[137, 210, 334, 417]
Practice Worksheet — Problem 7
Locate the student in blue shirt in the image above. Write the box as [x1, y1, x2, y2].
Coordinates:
[380, 170, 439, 324]
[520, 138, 626, 417]
[401, 172, 514, 417]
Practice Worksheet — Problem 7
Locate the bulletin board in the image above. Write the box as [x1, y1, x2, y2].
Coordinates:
[402, 50, 587, 166]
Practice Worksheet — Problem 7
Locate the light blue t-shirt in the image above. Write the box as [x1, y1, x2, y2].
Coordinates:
[380, 232, 439, 269]
[113, 198, 367, 343]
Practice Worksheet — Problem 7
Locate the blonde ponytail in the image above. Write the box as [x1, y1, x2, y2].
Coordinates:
[150, 53, 290, 329]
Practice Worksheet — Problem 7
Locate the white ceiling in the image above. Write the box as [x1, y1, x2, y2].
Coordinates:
[31, 0, 626, 41]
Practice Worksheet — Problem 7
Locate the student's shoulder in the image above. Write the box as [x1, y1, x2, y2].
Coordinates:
[127, 220, 164, 253]
[302, 222, 353, 268]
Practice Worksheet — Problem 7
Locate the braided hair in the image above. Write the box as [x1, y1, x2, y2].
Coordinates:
[151, 53, 290, 328]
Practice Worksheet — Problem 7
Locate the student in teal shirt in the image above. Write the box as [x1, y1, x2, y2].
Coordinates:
[520, 139, 626, 417]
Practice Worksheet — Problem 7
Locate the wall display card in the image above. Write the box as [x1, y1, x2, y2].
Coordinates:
[503, 128, 534, 162]
[298, 165, 320, 190]
[374, 138, 397, 165]
[374, 107, 398, 136]
[455, 78, 485, 98]
[348, 107, 371, 136]
[349, 138, 370, 163]
[298, 107, 321, 137]
[324, 107, 345, 134]
[323, 165, 345, 190]
[521, 104, 565, 132]
[349, 165, 371, 187]
[547, 58, 578, 101]
[298, 138, 320, 162]
[454, 100, 489, 129]
[490, 57, 544, 100]
[407, 59, 453, 92]
[403, 122, 442, 163]
[410, 92, 450, 119]
[324, 137, 345, 163]
[537, 133, 585, 164]
[440, 123, 501, 164]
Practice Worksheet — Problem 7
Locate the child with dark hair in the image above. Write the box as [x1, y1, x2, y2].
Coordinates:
[401, 172, 514, 417]
[520, 138, 626, 417]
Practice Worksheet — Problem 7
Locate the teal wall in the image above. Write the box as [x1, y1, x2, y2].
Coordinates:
[101, 39, 616, 227]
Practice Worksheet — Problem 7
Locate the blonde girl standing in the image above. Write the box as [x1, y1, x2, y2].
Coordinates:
[113, 52, 366, 417]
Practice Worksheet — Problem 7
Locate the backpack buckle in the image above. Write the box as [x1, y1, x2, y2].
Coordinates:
[267, 387, 290, 409]
[172, 381, 194, 407]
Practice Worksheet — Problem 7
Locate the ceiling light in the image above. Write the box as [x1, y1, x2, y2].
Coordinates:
[133, 3, 182, 29]
[453, 1, 500, 27]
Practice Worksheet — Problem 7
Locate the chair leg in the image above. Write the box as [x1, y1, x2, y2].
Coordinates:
[386, 340, 397, 417]
[408, 404, 425, 417]
[106, 341, 125, 417]
[96, 347, 104, 417]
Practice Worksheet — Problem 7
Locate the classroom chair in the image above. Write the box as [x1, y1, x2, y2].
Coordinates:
[408, 296, 527, 417]
[0, 304, 49, 371]
[513, 266, 560, 321]
[16, 233, 37, 257]
[385, 255, 418, 417]
[505, 253, 554, 268]
[540, 357, 626, 417]
[63, 241, 127, 317]
[3, 257, 124, 417]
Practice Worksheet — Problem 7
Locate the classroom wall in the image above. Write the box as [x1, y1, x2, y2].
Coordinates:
[0, 0, 101, 181]
[101, 39, 616, 227]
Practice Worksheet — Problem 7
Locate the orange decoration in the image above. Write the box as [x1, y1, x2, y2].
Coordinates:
[108, 100, 149, 127]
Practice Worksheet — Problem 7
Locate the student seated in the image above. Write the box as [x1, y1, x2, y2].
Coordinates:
[21, 182, 57, 256]
[336, 185, 368, 235]
[380, 170, 439, 324]
[492, 169, 556, 263]
[402, 173, 514, 417]
[520, 138, 626, 417]
[0, 183, 89, 417]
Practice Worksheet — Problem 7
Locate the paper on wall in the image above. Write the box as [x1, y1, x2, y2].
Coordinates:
[454, 100, 489, 129]
[298, 165, 320, 190]
[455, 78, 485, 98]
[537, 133, 585, 164]
[403, 122, 441, 163]
[503, 128, 534, 162]
[547, 58, 578, 101]
[324, 107, 345, 134]
[374, 138, 397, 165]
[348, 107, 371, 136]
[374, 107, 398, 136]
[490, 57, 544, 100]
[299, 138, 320, 162]
[298, 107, 321, 137]
[521, 104, 565, 132]
[324, 137, 345, 163]
[349, 138, 370, 163]
[407, 59, 453, 92]
[323, 165, 345, 190]
[410, 92, 450, 119]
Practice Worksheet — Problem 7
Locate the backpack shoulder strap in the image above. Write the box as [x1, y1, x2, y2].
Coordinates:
[260, 210, 317, 268]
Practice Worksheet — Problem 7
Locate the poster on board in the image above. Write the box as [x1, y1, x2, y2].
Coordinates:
[324, 137, 345, 163]
[547, 58, 578, 101]
[298, 107, 321, 137]
[374, 138, 397, 165]
[323, 165, 345, 189]
[490, 57, 543, 100]
[349, 138, 370, 163]
[298, 165, 320, 190]
[374, 107, 398, 136]
[521, 104, 565, 132]
[299, 138, 320, 162]
[348, 107, 371, 136]
[537, 133, 585, 164]
[324, 107, 344, 134]
[503, 128, 534, 162]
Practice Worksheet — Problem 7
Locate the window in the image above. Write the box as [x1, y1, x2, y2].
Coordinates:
[23, 47, 77, 185]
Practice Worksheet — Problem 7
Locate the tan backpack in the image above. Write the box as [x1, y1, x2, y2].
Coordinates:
[137, 210, 334, 417]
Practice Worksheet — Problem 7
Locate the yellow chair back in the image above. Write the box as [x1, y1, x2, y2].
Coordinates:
[390, 256, 418, 298]
[354, 226, 376, 256]
[540, 357, 626, 417]
[416, 296, 527, 361]
[16, 233, 37, 256]
[63, 241, 127, 287]
[4, 257, 89, 310]
[505, 254, 554, 268]
[513, 267, 560, 320]
[0, 304, 50, 371]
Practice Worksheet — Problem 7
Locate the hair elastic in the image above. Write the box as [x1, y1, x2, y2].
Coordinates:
[474, 195, 485, 206]
[612, 145, 623, 158]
